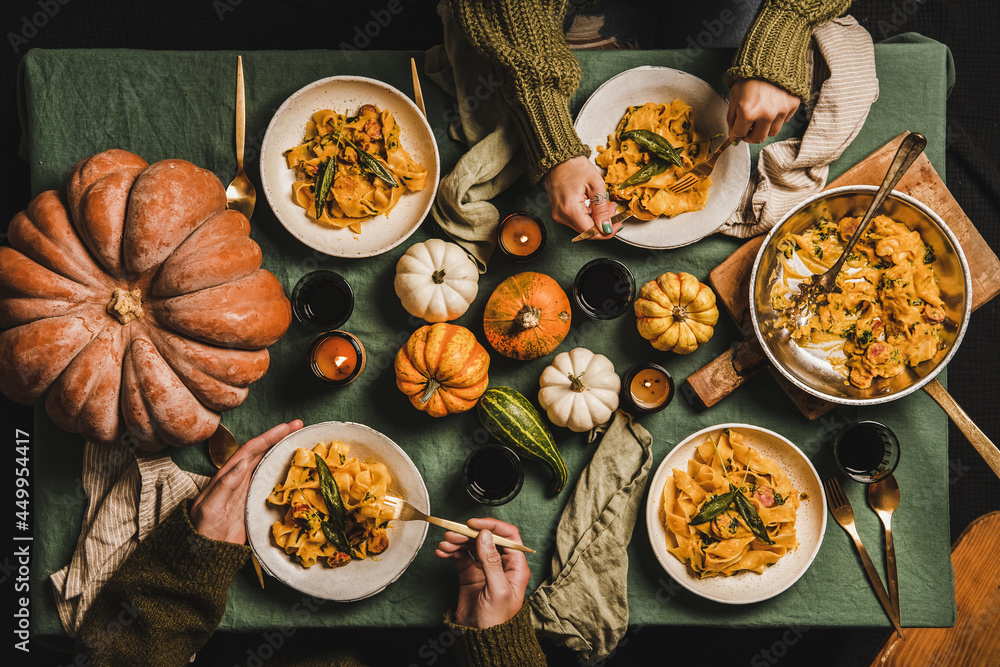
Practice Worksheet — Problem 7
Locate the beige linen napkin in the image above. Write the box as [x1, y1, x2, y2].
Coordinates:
[425, 0, 527, 272]
[50, 438, 208, 635]
[528, 410, 653, 665]
[721, 16, 879, 238]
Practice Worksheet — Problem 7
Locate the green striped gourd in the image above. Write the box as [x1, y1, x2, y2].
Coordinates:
[477, 386, 567, 494]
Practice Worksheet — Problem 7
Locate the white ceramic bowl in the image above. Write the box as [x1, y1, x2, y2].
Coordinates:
[574, 66, 750, 249]
[246, 421, 429, 601]
[645, 423, 826, 604]
[260, 76, 440, 258]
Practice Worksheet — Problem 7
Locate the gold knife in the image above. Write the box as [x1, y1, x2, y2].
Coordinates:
[410, 58, 426, 118]
[571, 209, 634, 242]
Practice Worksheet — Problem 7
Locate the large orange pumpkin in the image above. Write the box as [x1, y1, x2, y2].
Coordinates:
[0, 149, 291, 452]
[394, 323, 490, 417]
[483, 272, 571, 361]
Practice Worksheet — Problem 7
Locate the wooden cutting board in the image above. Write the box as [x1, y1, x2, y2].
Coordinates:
[683, 133, 1000, 418]
[867, 511, 1000, 666]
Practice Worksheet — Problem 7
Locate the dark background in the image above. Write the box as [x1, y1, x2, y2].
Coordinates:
[1, 1, 996, 665]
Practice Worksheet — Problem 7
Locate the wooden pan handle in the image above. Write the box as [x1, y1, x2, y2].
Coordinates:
[923, 378, 1000, 480]
[682, 338, 768, 409]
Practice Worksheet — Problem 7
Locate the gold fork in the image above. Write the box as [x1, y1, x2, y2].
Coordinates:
[668, 138, 738, 194]
[384, 495, 535, 554]
[824, 478, 904, 639]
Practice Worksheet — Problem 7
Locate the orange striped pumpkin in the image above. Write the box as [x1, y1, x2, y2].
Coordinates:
[394, 323, 490, 417]
[483, 272, 571, 361]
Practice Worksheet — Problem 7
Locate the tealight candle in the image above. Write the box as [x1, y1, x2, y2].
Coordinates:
[622, 363, 674, 414]
[308, 331, 366, 387]
[498, 212, 546, 262]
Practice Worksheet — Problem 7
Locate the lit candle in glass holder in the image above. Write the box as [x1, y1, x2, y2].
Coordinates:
[308, 330, 366, 387]
[622, 363, 674, 414]
[498, 211, 546, 262]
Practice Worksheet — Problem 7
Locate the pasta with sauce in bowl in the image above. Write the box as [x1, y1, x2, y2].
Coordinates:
[284, 104, 428, 234]
[268, 440, 396, 568]
[595, 100, 714, 220]
[661, 428, 800, 578]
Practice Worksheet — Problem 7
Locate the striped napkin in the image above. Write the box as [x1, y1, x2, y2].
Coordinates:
[720, 16, 879, 238]
[49, 439, 207, 635]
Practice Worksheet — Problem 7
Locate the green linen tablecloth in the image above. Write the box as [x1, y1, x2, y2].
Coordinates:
[23, 43, 955, 638]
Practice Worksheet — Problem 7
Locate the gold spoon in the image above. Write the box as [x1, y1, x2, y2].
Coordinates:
[225, 55, 256, 219]
[206, 422, 266, 588]
[207, 423, 241, 469]
[868, 474, 901, 618]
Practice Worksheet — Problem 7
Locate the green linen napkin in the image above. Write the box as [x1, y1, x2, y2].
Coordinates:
[425, 0, 527, 271]
[529, 409, 653, 664]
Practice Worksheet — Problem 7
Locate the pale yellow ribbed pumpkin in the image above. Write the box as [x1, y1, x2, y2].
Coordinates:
[634, 272, 718, 354]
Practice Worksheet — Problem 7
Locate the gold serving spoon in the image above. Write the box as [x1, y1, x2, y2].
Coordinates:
[207, 423, 241, 469]
[207, 422, 266, 588]
[225, 55, 256, 219]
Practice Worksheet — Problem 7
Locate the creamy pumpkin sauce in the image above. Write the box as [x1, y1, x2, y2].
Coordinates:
[772, 213, 946, 389]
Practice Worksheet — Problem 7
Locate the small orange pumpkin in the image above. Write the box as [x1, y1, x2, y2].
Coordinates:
[483, 272, 571, 361]
[394, 323, 490, 417]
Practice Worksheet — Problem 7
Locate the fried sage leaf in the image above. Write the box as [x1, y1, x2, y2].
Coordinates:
[734, 491, 774, 545]
[346, 139, 399, 188]
[618, 157, 670, 189]
[315, 455, 347, 530]
[316, 455, 352, 553]
[314, 157, 337, 219]
[621, 129, 684, 167]
[689, 487, 739, 525]
[320, 520, 352, 553]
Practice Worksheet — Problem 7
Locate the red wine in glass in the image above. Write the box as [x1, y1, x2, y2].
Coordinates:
[834, 421, 900, 483]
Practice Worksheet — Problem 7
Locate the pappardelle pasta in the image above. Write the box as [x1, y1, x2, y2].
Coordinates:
[595, 100, 714, 220]
[284, 104, 428, 233]
[268, 441, 395, 568]
[661, 429, 800, 578]
[771, 212, 946, 389]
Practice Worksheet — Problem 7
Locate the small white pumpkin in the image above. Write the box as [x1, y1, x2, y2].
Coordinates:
[538, 347, 620, 432]
[394, 239, 479, 322]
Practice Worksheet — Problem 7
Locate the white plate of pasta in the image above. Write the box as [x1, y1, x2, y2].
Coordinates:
[574, 66, 750, 249]
[646, 424, 825, 604]
[259, 75, 440, 258]
[245, 421, 429, 601]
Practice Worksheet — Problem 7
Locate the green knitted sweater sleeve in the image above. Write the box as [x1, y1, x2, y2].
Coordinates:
[724, 0, 854, 100]
[446, 605, 548, 666]
[74, 501, 250, 666]
[448, 0, 590, 183]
